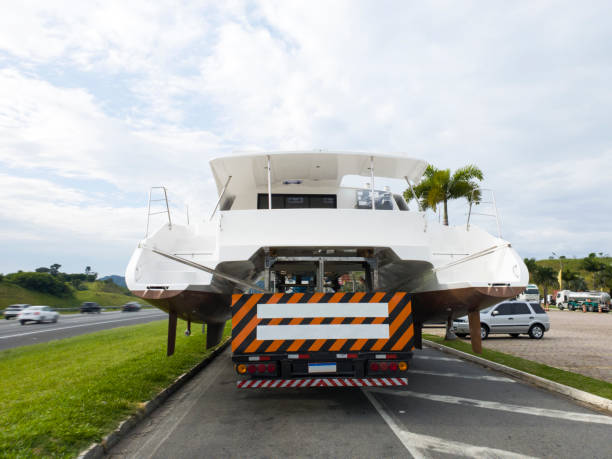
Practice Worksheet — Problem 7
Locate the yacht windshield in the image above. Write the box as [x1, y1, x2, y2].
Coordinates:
[355, 189, 393, 210]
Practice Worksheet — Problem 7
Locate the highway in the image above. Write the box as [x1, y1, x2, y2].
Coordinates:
[0, 310, 167, 350]
[110, 346, 612, 458]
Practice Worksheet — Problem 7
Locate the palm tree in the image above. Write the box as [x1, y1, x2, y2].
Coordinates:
[524, 258, 538, 277]
[532, 266, 558, 306]
[600, 264, 612, 296]
[582, 253, 604, 290]
[404, 164, 483, 225]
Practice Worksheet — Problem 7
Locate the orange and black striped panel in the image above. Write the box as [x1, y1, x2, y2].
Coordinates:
[231, 292, 413, 354]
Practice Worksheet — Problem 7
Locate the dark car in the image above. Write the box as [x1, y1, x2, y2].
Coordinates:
[3, 304, 31, 319]
[80, 302, 101, 313]
[121, 302, 142, 312]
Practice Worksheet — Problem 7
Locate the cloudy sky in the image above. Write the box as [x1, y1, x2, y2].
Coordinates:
[1, 1, 611, 276]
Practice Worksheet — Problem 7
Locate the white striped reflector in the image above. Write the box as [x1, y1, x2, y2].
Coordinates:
[236, 377, 408, 389]
[257, 302, 389, 318]
[257, 324, 389, 340]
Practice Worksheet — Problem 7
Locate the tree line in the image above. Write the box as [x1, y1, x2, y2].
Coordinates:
[0, 264, 126, 297]
[524, 253, 612, 303]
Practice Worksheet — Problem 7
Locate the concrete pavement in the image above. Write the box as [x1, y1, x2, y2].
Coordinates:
[429, 309, 612, 383]
[109, 346, 612, 458]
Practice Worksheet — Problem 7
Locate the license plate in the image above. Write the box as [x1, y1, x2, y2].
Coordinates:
[308, 362, 337, 374]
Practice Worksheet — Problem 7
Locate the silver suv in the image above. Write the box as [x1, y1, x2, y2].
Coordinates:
[452, 300, 550, 340]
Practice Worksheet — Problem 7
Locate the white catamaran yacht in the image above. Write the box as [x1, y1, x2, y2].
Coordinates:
[126, 151, 528, 352]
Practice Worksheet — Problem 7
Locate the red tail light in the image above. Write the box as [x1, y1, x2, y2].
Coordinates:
[34, 312, 40, 315]
[389, 362, 398, 371]
[380, 362, 388, 371]
[267, 363, 276, 373]
[256, 364, 266, 373]
[247, 365, 256, 374]
[370, 362, 379, 371]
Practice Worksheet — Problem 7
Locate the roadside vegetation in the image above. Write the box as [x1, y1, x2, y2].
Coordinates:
[0, 319, 230, 458]
[424, 334, 612, 400]
[0, 264, 147, 309]
[524, 253, 612, 302]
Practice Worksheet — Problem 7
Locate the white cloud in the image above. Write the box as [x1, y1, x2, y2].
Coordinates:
[1, 1, 611, 274]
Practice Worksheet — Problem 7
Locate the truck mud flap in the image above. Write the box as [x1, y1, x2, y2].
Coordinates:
[237, 377, 408, 388]
[231, 292, 414, 354]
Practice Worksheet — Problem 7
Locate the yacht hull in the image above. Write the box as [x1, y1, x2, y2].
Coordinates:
[132, 284, 524, 326]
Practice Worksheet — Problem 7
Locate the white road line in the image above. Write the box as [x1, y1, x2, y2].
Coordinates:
[412, 355, 460, 362]
[368, 389, 612, 426]
[0, 314, 166, 339]
[409, 369, 516, 383]
[362, 389, 533, 459]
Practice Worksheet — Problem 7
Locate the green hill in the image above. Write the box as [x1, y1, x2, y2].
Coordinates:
[536, 257, 612, 274]
[0, 281, 149, 310]
[532, 256, 612, 292]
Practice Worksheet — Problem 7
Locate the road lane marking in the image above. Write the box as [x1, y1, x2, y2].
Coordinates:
[0, 314, 167, 339]
[412, 355, 460, 362]
[368, 389, 612, 426]
[363, 389, 533, 459]
[409, 369, 515, 383]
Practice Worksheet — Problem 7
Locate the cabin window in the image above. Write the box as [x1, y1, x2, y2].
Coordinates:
[355, 190, 394, 210]
[393, 194, 409, 211]
[257, 194, 337, 209]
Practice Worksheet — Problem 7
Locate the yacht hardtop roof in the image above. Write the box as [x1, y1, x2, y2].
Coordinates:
[210, 151, 428, 192]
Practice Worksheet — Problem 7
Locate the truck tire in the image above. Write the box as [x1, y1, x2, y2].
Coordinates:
[480, 324, 489, 340]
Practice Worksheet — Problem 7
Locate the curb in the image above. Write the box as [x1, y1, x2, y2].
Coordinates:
[77, 338, 231, 459]
[423, 339, 612, 414]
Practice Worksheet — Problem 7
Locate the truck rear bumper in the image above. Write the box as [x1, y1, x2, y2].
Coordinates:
[237, 377, 408, 388]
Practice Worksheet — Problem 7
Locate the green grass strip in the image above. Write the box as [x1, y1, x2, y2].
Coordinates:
[423, 334, 612, 400]
[0, 319, 230, 458]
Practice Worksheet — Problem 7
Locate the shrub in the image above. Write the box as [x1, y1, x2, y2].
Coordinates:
[5, 272, 72, 297]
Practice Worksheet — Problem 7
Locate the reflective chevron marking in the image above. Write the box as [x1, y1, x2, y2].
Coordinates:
[231, 292, 413, 353]
[236, 377, 409, 388]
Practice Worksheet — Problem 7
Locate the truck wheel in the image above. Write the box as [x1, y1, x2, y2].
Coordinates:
[529, 324, 544, 339]
[480, 324, 489, 340]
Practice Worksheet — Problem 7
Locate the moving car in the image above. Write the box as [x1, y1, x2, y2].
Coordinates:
[18, 306, 59, 325]
[80, 302, 101, 313]
[453, 300, 550, 340]
[121, 301, 142, 312]
[3, 304, 31, 319]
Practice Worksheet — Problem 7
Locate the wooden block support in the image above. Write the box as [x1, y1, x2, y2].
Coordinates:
[468, 310, 482, 354]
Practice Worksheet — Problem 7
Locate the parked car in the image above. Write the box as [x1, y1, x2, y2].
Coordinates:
[452, 300, 550, 340]
[80, 302, 101, 313]
[3, 304, 31, 320]
[18, 306, 59, 325]
[121, 301, 142, 312]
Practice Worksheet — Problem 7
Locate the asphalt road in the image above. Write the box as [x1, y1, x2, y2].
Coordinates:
[110, 346, 612, 458]
[0, 310, 168, 350]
